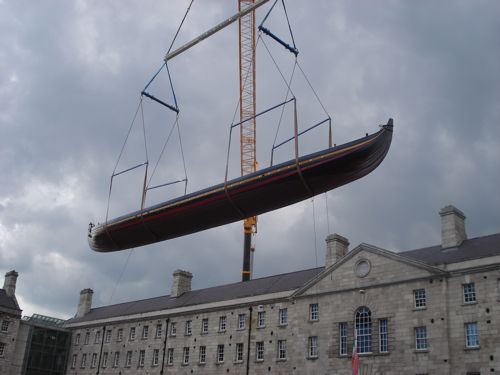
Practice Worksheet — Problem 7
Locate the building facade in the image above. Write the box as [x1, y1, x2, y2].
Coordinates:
[63, 205, 500, 375]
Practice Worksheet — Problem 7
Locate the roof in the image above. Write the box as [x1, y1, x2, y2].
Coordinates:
[67, 267, 324, 325]
[0, 289, 20, 312]
[400, 233, 500, 266]
[23, 313, 67, 328]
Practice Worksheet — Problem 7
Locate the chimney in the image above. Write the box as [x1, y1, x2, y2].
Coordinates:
[171, 269, 192, 298]
[3, 270, 18, 298]
[325, 234, 349, 268]
[439, 205, 467, 248]
[76, 288, 94, 318]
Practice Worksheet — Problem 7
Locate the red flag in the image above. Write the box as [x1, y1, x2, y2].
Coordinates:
[352, 328, 360, 375]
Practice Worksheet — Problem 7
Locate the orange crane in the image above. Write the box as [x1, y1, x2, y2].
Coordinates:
[238, 0, 258, 282]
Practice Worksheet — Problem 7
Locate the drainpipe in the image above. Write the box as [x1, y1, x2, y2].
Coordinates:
[246, 306, 253, 375]
[96, 325, 106, 375]
[160, 318, 170, 374]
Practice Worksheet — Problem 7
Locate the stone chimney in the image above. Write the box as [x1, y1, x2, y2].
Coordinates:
[439, 205, 467, 248]
[171, 269, 193, 298]
[325, 234, 349, 268]
[76, 288, 94, 318]
[3, 270, 18, 298]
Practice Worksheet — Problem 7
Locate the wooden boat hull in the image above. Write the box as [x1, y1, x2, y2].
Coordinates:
[89, 119, 393, 252]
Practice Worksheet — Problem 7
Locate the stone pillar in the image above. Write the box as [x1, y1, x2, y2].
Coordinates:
[171, 269, 193, 298]
[3, 270, 18, 297]
[76, 288, 94, 318]
[325, 234, 349, 268]
[439, 205, 467, 248]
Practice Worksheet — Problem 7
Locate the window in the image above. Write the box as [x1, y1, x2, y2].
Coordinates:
[185, 320, 192, 336]
[201, 318, 209, 334]
[256, 341, 264, 361]
[139, 350, 145, 367]
[94, 331, 101, 344]
[142, 325, 149, 339]
[308, 336, 318, 358]
[1, 321, 9, 333]
[155, 323, 162, 338]
[113, 352, 120, 367]
[237, 314, 246, 330]
[235, 343, 244, 362]
[102, 352, 108, 368]
[309, 303, 319, 321]
[339, 322, 348, 355]
[217, 344, 225, 363]
[355, 307, 372, 353]
[379, 319, 388, 353]
[81, 353, 87, 368]
[463, 283, 476, 303]
[129, 327, 136, 341]
[257, 311, 266, 328]
[152, 349, 160, 366]
[117, 328, 123, 342]
[167, 348, 174, 365]
[170, 322, 177, 336]
[105, 329, 111, 343]
[91, 353, 97, 368]
[414, 289, 426, 308]
[279, 308, 288, 325]
[415, 326, 428, 350]
[74, 333, 80, 345]
[84, 332, 90, 345]
[183, 347, 190, 365]
[277, 340, 287, 360]
[465, 322, 479, 348]
[199, 345, 206, 364]
[219, 316, 227, 332]
[125, 351, 132, 367]
[71, 354, 77, 368]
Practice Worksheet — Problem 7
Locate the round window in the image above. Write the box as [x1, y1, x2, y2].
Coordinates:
[355, 259, 371, 278]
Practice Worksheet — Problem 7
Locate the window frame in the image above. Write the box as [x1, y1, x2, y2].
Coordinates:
[81, 353, 87, 368]
[309, 303, 319, 321]
[279, 308, 288, 326]
[167, 348, 174, 365]
[139, 350, 145, 367]
[125, 350, 132, 367]
[142, 325, 149, 339]
[237, 314, 246, 330]
[116, 328, 123, 342]
[170, 322, 177, 337]
[183, 347, 190, 365]
[339, 322, 348, 356]
[84, 331, 90, 345]
[277, 339, 287, 360]
[152, 349, 160, 366]
[74, 333, 81, 345]
[199, 345, 207, 364]
[235, 342, 244, 362]
[308, 336, 318, 358]
[256, 341, 264, 361]
[129, 327, 136, 341]
[355, 306, 373, 354]
[465, 322, 480, 348]
[104, 329, 111, 343]
[155, 323, 162, 338]
[257, 310, 266, 328]
[201, 318, 209, 334]
[91, 353, 97, 368]
[94, 331, 101, 344]
[113, 352, 120, 367]
[415, 326, 428, 351]
[217, 344, 225, 363]
[379, 318, 389, 353]
[414, 288, 426, 309]
[463, 283, 477, 303]
[219, 316, 227, 332]
[71, 354, 77, 368]
[185, 320, 192, 336]
[102, 352, 108, 368]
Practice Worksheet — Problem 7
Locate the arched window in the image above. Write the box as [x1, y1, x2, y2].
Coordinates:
[355, 306, 372, 353]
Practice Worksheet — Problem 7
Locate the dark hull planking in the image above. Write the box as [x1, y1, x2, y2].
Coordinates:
[89, 120, 393, 252]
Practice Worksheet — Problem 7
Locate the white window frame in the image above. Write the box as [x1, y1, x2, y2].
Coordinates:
[105, 329, 111, 343]
[113, 352, 120, 367]
[155, 323, 162, 338]
[201, 318, 209, 334]
[142, 325, 149, 339]
[414, 288, 426, 308]
[379, 318, 389, 353]
[91, 353, 97, 368]
[279, 308, 288, 326]
[235, 343, 244, 362]
[84, 332, 90, 345]
[117, 328, 123, 342]
[94, 331, 101, 344]
[0, 320, 8, 333]
[183, 347, 190, 365]
[219, 316, 227, 332]
[139, 350, 145, 367]
[167, 348, 174, 365]
[339, 322, 348, 356]
[309, 303, 319, 321]
[308, 336, 318, 358]
[415, 326, 428, 350]
[217, 344, 225, 363]
[185, 320, 192, 336]
[277, 340, 287, 360]
[129, 327, 136, 341]
[465, 322, 480, 348]
[257, 311, 266, 328]
[237, 314, 246, 330]
[199, 345, 207, 364]
[125, 351, 132, 367]
[102, 352, 108, 368]
[463, 283, 476, 303]
[152, 349, 160, 366]
[81, 353, 87, 368]
[170, 322, 177, 336]
[71, 353, 77, 368]
[256, 341, 264, 361]
[75, 333, 80, 345]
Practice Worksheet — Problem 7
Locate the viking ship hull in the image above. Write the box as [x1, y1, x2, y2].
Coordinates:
[89, 119, 393, 252]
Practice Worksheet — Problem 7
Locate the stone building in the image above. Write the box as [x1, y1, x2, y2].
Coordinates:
[0, 271, 22, 375]
[64, 205, 500, 375]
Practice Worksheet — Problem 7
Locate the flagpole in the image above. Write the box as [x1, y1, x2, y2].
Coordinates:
[352, 326, 360, 375]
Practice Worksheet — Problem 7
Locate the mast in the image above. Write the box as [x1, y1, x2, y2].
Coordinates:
[239, 0, 257, 282]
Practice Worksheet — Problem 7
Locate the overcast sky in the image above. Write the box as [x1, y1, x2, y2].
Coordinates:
[1, 0, 499, 319]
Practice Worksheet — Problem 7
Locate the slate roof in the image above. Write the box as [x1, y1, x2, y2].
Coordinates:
[400, 233, 500, 266]
[67, 267, 324, 324]
[0, 289, 20, 311]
